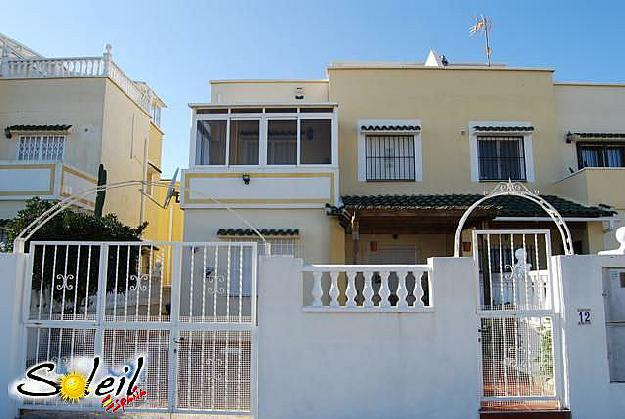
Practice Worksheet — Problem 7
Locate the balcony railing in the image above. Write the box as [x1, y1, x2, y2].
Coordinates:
[302, 264, 432, 312]
[0, 46, 156, 121]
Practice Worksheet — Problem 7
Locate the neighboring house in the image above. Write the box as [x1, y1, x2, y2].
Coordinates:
[181, 50, 624, 263]
[0, 33, 182, 243]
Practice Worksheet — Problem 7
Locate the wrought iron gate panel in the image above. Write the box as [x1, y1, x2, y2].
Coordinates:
[474, 230, 563, 410]
[20, 241, 257, 414]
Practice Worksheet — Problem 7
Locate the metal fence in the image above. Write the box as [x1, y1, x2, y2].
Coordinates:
[21, 241, 257, 414]
[473, 230, 562, 410]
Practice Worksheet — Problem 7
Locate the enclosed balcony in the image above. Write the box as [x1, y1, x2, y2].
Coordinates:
[183, 105, 338, 208]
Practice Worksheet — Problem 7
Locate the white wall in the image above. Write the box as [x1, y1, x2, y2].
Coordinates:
[554, 254, 625, 419]
[256, 256, 480, 419]
[0, 252, 24, 419]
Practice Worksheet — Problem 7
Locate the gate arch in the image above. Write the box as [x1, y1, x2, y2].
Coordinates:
[453, 180, 574, 256]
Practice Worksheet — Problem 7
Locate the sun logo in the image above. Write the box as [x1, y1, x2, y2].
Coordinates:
[58, 371, 88, 402]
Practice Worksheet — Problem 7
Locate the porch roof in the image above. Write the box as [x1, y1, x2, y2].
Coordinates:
[336, 194, 615, 218]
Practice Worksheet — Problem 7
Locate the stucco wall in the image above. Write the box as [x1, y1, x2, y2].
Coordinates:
[555, 84, 625, 177]
[99, 78, 152, 227]
[210, 80, 329, 104]
[328, 67, 560, 195]
[183, 208, 344, 264]
[554, 254, 625, 419]
[0, 78, 105, 175]
[257, 255, 479, 419]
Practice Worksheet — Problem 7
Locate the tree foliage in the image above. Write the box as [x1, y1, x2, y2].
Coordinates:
[5, 197, 147, 252]
[4, 198, 149, 314]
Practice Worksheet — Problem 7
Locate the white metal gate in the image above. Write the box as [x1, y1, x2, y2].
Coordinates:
[19, 241, 257, 415]
[473, 229, 564, 410]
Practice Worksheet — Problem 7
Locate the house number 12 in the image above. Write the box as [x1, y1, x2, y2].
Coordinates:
[577, 309, 591, 325]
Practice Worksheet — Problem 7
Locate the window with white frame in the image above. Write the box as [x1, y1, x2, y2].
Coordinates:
[17, 135, 66, 161]
[193, 107, 334, 166]
[357, 120, 422, 182]
[477, 136, 526, 181]
[365, 134, 416, 181]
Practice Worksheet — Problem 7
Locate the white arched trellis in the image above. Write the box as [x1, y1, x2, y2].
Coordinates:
[453, 180, 575, 257]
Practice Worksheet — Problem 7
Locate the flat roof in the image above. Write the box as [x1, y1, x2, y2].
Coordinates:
[210, 79, 328, 84]
[328, 61, 555, 72]
[554, 81, 625, 88]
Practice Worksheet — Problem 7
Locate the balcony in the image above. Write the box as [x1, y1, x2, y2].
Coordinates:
[0, 161, 96, 207]
[555, 167, 625, 210]
[0, 45, 164, 126]
[182, 105, 338, 208]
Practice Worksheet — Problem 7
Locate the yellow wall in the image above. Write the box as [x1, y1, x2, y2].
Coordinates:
[328, 66, 560, 195]
[142, 180, 184, 243]
[99, 78, 152, 227]
[210, 80, 329, 104]
[183, 208, 344, 264]
[147, 122, 164, 168]
[0, 78, 105, 174]
[555, 83, 625, 177]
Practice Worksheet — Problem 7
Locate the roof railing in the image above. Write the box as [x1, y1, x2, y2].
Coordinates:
[0, 44, 159, 123]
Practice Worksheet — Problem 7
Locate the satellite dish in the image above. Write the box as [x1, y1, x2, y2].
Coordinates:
[162, 168, 179, 208]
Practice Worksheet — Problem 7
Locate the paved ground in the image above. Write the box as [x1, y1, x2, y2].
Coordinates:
[21, 411, 252, 419]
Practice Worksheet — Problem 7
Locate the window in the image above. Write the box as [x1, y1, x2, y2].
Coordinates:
[577, 143, 625, 169]
[478, 136, 526, 181]
[229, 120, 259, 165]
[300, 119, 331, 164]
[365, 134, 415, 181]
[195, 120, 227, 165]
[17, 135, 66, 162]
[193, 108, 334, 166]
[267, 120, 297, 165]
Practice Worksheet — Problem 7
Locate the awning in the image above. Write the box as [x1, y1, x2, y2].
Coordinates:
[473, 125, 534, 132]
[217, 228, 300, 237]
[573, 132, 625, 140]
[361, 124, 421, 131]
[5, 124, 72, 139]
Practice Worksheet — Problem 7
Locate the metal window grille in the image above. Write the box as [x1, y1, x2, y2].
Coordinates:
[17, 135, 66, 161]
[222, 236, 301, 258]
[478, 136, 526, 181]
[365, 134, 415, 181]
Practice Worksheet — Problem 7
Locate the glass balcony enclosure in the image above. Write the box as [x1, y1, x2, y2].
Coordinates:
[192, 107, 336, 167]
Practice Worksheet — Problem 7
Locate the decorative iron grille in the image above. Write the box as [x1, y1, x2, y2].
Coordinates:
[17, 135, 66, 161]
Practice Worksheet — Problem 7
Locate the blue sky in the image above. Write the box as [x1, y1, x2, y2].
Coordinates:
[4, 0, 624, 177]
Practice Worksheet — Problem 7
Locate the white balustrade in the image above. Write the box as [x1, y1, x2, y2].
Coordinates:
[1, 55, 153, 116]
[302, 265, 432, 312]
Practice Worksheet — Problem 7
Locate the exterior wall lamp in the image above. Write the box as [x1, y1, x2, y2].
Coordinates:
[242, 173, 251, 185]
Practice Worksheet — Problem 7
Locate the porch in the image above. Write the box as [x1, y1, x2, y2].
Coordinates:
[328, 193, 616, 264]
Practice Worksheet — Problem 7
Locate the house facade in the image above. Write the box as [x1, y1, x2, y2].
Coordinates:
[0, 33, 182, 243]
[181, 51, 623, 262]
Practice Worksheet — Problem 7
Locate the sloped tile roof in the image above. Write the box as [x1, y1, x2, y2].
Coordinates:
[5, 124, 72, 138]
[361, 124, 421, 131]
[217, 228, 300, 237]
[339, 194, 615, 218]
